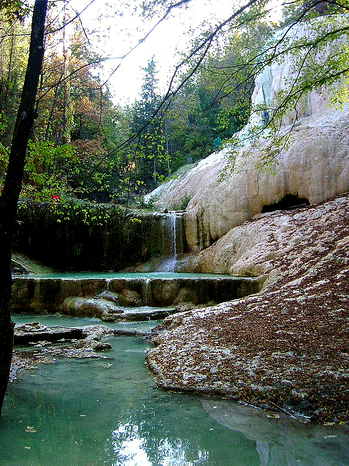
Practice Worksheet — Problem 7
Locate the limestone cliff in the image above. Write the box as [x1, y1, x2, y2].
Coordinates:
[146, 20, 349, 252]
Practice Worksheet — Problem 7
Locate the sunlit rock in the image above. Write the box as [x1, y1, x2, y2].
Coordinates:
[145, 21, 349, 252]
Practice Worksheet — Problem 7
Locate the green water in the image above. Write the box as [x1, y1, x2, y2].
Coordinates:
[1, 318, 348, 466]
[12, 314, 158, 333]
[23, 272, 241, 280]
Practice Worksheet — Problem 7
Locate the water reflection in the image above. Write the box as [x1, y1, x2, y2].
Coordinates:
[110, 424, 151, 465]
[2, 334, 259, 466]
[106, 422, 211, 466]
[1, 321, 348, 466]
[202, 400, 349, 466]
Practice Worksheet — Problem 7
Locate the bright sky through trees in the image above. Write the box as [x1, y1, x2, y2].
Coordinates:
[71, 0, 282, 104]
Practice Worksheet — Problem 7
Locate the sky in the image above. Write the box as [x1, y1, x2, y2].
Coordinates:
[69, 0, 283, 105]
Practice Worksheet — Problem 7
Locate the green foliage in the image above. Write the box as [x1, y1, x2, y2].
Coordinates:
[164, 19, 273, 167]
[281, 1, 348, 26]
[0, 1, 276, 206]
[4, 0, 348, 207]
[224, 6, 349, 175]
[0, 3, 133, 204]
[21, 140, 77, 201]
[17, 197, 123, 227]
[0, 0, 29, 21]
[0, 139, 8, 188]
[0, 13, 30, 146]
[173, 195, 191, 211]
[117, 57, 170, 198]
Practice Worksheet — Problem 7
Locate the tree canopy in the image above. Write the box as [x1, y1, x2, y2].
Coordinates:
[0, 0, 348, 204]
[1, 0, 349, 414]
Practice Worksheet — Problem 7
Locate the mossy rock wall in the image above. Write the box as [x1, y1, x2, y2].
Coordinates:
[14, 203, 181, 271]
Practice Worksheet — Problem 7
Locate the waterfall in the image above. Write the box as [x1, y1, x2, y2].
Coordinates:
[168, 212, 177, 256]
[158, 211, 184, 272]
[142, 278, 152, 306]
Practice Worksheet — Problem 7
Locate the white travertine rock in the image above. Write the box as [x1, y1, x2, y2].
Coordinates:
[251, 20, 345, 124]
[146, 20, 349, 251]
[148, 108, 349, 251]
[181, 195, 349, 283]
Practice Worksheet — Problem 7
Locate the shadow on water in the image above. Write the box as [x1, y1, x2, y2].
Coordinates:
[1, 317, 348, 466]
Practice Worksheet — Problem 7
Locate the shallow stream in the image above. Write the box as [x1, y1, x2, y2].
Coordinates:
[1, 315, 348, 466]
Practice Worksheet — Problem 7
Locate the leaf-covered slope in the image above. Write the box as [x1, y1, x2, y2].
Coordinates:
[147, 194, 349, 423]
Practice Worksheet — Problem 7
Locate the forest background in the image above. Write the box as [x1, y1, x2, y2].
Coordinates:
[1, 1, 344, 210]
[0, 0, 282, 210]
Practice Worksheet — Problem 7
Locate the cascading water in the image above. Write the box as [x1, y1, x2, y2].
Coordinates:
[157, 211, 184, 272]
[142, 278, 152, 305]
[169, 213, 177, 256]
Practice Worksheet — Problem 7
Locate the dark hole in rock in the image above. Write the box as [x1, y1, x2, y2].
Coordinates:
[262, 195, 310, 213]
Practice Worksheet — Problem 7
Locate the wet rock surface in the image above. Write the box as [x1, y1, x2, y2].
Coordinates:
[10, 321, 150, 383]
[61, 296, 123, 320]
[11, 275, 260, 313]
[14, 322, 85, 344]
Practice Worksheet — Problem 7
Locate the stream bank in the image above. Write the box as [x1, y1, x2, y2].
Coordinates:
[5, 316, 349, 466]
[146, 195, 349, 424]
[9, 197, 349, 424]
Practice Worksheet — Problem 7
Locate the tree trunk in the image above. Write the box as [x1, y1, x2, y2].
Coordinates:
[0, 0, 48, 416]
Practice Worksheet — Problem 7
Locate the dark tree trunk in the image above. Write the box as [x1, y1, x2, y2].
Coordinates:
[303, 1, 336, 14]
[0, 0, 48, 416]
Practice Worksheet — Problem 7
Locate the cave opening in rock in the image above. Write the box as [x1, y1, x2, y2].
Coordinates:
[262, 194, 310, 213]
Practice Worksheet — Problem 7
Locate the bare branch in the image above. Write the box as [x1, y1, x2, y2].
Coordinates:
[45, 0, 95, 35]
